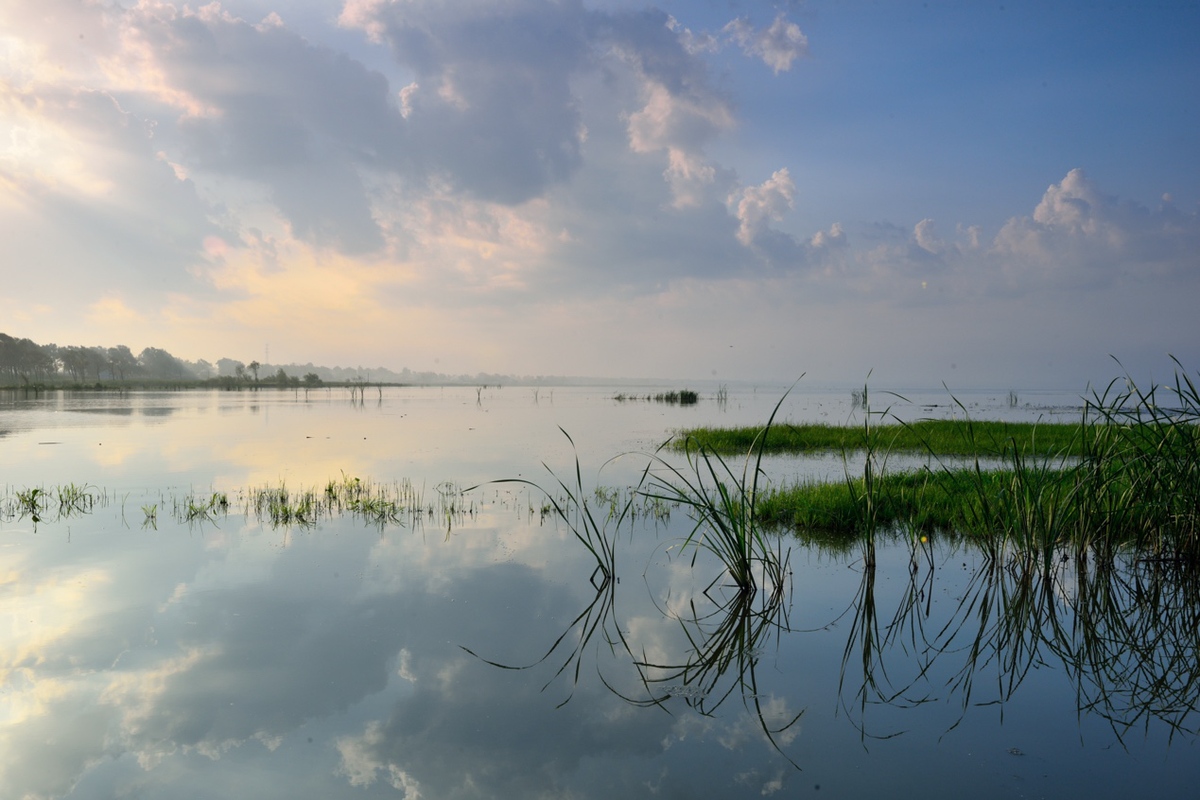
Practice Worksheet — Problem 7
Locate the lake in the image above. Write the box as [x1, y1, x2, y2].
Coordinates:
[2, 384, 1196, 799]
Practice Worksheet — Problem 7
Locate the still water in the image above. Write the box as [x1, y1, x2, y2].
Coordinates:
[2, 385, 1196, 798]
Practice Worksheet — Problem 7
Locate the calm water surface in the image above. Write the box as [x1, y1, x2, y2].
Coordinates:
[2, 385, 1196, 798]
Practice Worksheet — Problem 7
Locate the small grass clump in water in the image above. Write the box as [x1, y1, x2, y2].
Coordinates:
[2, 484, 100, 527]
[613, 389, 699, 405]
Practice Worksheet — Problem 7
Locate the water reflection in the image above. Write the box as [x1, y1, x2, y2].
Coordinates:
[476, 530, 1200, 767]
[640, 573, 804, 767]
[836, 542, 1200, 746]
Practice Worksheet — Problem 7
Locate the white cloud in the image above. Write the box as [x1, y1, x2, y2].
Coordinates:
[725, 14, 808, 74]
[810, 222, 847, 251]
[991, 168, 1200, 290]
[666, 15, 719, 55]
[626, 81, 733, 155]
[663, 147, 716, 208]
[913, 218, 943, 254]
[732, 168, 795, 247]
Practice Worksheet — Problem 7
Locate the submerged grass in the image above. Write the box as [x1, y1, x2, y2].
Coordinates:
[2, 483, 101, 528]
[1, 474, 452, 532]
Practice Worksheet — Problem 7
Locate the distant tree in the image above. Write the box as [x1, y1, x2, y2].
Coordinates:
[138, 347, 194, 380]
[39, 342, 61, 379]
[217, 358, 244, 378]
[59, 345, 89, 382]
[0, 333, 17, 379]
[248, 361, 260, 383]
[0, 334, 55, 382]
[187, 358, 215, 379]
[274, 367, 288, 384]
[84, 346, 109, 380]
[235, 363, 246, 381]
[303, 372, 322, 387]
[107, 345, 138, 380]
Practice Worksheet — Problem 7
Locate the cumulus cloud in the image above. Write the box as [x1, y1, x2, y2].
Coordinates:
[991, 168, 1200, 290]
[823, 169, 1200, 308]
[725, 14, 809, 74]
[732, 168, 796, 248]
[3, 0, 825, 329]
[810, 222, 847, 251]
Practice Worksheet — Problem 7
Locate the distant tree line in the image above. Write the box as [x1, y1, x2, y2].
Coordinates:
[2, 331, 588, 388]
[0, 333, 206, 385]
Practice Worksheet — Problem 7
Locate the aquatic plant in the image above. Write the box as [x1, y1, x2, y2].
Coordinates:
[179, 491, 229, 523]
[16, 487, 46, 522]
[3, 484, 99, 527]
[640, 382, 799, 593]
[715, 383, 729, 410]
[55, 482, 96, 516]
[471, 428, 630, 582]
[676, 418, 1091, 457]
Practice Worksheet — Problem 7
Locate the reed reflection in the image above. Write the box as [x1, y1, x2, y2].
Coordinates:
[838, 540, 1200, 746]
[474, 526, 1200, 770]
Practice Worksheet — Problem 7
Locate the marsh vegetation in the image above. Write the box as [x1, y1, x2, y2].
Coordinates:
[679, 365, 1200, 565]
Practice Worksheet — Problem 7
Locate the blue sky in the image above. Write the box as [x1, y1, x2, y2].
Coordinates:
[1, 0, 1197, 389]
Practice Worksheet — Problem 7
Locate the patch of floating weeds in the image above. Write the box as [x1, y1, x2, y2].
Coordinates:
[677, 418, 1092, 458]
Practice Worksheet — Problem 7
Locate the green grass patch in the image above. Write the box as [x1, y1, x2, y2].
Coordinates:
[677, 419, 1093, 458]
[749, 365, 1200, 561]
[759, 468, 1073, 537]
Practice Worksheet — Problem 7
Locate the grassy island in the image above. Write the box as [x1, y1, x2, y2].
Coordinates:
[672, 370, 1200, 561]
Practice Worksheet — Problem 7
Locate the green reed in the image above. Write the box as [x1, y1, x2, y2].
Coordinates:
[640, 381, 799, 593]
[472, 428, 631, 582]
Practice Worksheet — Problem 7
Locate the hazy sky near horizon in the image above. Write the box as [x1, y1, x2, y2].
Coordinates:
[2, 0, 1197, 389]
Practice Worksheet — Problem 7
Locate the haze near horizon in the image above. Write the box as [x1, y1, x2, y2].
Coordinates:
[2, 1, 1197, 391]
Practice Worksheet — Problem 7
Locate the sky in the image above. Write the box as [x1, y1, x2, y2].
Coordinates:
[1, 0, 1198, 390]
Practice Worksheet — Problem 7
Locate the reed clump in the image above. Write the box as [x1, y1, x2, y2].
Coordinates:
[639, 383, 799, 592]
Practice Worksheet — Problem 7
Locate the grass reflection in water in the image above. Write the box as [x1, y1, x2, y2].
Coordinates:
[837, 539, 1200, 748]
